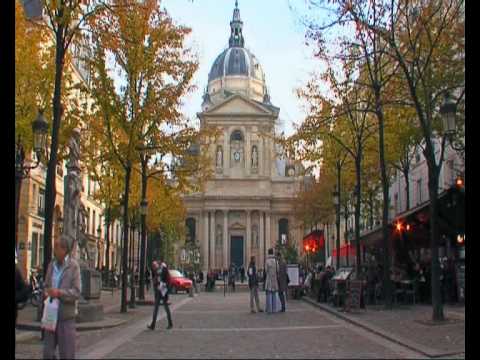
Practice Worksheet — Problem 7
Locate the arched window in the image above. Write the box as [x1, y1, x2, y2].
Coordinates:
[230, 130, 244, 142]
[279, 218, 289, 244]
[186, 218, 196, 243]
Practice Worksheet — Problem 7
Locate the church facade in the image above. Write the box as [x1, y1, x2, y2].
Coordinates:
[183, 3, 305, 271]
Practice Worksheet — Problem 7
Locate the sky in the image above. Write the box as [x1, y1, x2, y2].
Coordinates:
[163, 0, 321, 136]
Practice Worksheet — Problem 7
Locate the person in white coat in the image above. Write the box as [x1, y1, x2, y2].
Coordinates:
[264, 248, 279, 313]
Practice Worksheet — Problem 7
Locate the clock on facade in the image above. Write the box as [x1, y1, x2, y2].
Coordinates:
[234, 151, 241, 161]
[288, 167, 295, 177]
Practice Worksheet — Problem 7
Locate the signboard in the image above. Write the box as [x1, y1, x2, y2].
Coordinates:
[332, 267, 354, 281]
[281, 234, 287, 245]
[287, 264, 299, 287]
[348, 280, 362, 310]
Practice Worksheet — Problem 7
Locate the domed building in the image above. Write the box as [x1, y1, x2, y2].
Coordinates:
[183, 2, 305, 271]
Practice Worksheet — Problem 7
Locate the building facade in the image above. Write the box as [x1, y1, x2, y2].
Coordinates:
[183, 3, 304, 271]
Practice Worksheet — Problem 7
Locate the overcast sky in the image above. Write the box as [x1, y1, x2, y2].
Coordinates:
[163, 0, 320, 136]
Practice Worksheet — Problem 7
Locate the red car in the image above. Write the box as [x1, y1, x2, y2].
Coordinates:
[168, 270, 193, 294]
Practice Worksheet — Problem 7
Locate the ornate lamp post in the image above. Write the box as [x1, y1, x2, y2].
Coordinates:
[15, 110, 49, 250]
[139, 198, 148, 300]
[97, 225, 102, 270]
[440, 92, 463, 151]
[333, 188, 340, 270]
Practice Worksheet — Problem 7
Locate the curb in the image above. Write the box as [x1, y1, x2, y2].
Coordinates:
[15, 331, 39, 342]
[16, 317, 127, 332]
[302, 297, 463, 358]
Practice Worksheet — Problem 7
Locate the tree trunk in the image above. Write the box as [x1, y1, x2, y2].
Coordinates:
[425, 147, 444, 321]
[43, 27, 65, 279]
[376, 97, 393, 309]
[355, 157, 362, 276]
[336, 161, 341, 270]
[403, 167, 410, 211]
[369, 192, 374, 229]
[120, 164, 131, 313]
[139, 160, 148, 300]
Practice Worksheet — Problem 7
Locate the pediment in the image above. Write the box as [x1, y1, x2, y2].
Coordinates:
[204, 94, 272, 116]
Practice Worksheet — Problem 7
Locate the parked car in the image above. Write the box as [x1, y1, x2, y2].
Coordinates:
[169, 269, 193, 294]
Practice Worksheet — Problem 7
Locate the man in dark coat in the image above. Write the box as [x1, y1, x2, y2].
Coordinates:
[276, 252, 289, 312]
[148, 260, 173, 330]
[247, 256, 263, 313]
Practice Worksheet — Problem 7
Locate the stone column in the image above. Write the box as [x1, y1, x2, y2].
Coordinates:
[246, 210, 251, 267]
[259, 212, 265, 269]
[224, 129, 230, 171]
[203, 211, 209, 271]
[210, 212, 215, 270]
[223, 211, 228, 269]
[265, 212, 271, 255]
[246, 130, 251, 174]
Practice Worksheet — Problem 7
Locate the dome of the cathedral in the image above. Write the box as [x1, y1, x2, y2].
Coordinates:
[208, 47, 265, 84]
[204, 1, 268, 105]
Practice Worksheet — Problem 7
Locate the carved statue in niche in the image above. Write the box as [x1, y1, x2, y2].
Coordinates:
[216, 146, 223, 168]
[251, 146, 258, 169]
[251, 225, 259, 248]
[216, 224, 223, 248]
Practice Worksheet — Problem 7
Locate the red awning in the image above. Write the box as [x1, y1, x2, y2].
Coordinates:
[332, 244, 356, 257]
[303, 230, 325, 251]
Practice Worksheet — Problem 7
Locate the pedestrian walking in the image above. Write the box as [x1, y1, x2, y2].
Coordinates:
[145, 268, 151, 292]
[264, 248, 279, 314]
[147, 260, 173, 330]
[229, 264, 236, 292]
[43, 235, 81, 360]
[247, 256, 264, 313]
[276, 252, 288, 312]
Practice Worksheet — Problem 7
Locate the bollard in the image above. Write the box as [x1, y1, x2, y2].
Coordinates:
[189, 287, 194, 297]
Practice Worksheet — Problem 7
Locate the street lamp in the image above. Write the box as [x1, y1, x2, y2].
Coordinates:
[332, 189, 341, 270]
[440, 92, 463, 151]
[97, 225, 102, 270]
[15, 109, 49, 250]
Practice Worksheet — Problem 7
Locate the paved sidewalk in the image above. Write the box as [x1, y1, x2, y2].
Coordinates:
[303, 297, 465, 358]
[15, 289, 194, 359]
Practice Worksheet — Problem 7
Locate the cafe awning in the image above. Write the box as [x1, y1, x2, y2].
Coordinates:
[332, 243, 356, 257]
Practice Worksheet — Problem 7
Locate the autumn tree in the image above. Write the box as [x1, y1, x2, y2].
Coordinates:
[19, 0, 120, 279]
[379, 0, 465, 321]
[82, 0, 199, 312]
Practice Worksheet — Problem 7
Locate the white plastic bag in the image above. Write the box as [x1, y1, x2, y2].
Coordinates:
[159, 282, 167, 297]
[41, 297, 59, 332]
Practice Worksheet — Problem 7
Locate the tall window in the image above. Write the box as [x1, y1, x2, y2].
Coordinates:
[37, 188, 45, 217]
[31, 232, 38, 268]
[39, 233, 44, 266]
[186, 218, 196, 243]
[230, 130, 243, 141]
[87, 208, 91, 234]
[32, 183, 37, 211]
[93, 210, 96, 236]
[279, 218, 289, 244]
[417, 179, 423, 204]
